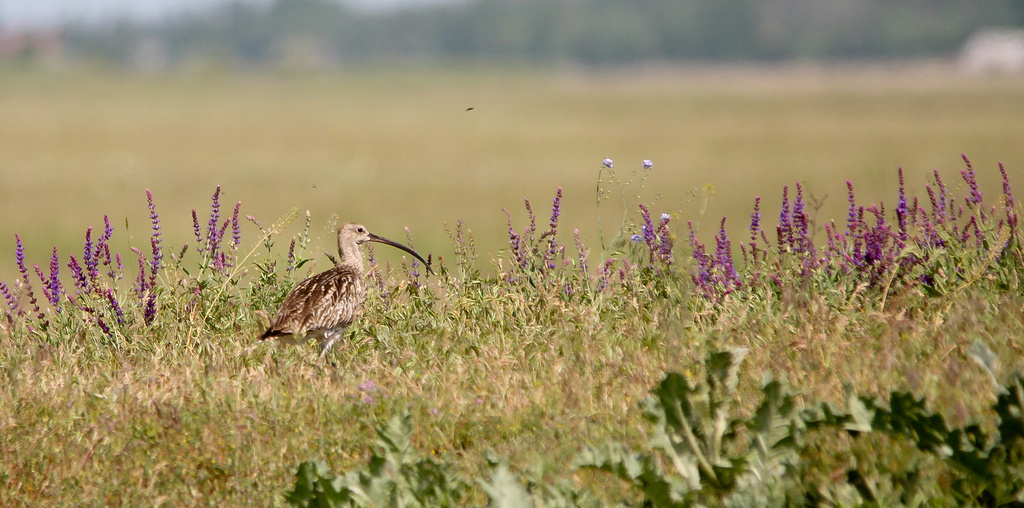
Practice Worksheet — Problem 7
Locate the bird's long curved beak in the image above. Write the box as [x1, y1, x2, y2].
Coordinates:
[368, 233, 433, 275]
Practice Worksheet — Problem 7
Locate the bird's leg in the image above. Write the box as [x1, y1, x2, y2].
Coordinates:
[318, 328, 344, 358]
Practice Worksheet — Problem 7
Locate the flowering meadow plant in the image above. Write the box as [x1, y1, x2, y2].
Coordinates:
[1, 156, 1019, 342]
[689, 155, 1020, 306]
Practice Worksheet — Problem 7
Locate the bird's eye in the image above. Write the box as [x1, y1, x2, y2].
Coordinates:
[358, 228, 365, 233]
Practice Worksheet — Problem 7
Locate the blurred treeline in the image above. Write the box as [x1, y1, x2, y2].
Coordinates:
[69, 0, 1024, 66]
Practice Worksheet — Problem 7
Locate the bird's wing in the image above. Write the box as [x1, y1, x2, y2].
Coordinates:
[263, 267, 365, 337]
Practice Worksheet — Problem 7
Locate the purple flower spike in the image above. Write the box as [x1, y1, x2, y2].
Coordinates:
[793, 183, 810, 253]
[961, 154, 984, 208]
[286, 237, 297, 272]
[503, 209, 525, 271]
[230, 201, 242, 254]
[656, 215, 673, 264]
[846, 180, 859, 236]
[573, 228, 588, 275]
[778, 185, 791, 250]
[45, 247, 63, 306]
[896, 168, 909, 244]
[68, 255, 88, 293]
[206, 186, 222, 253]
[132, 248, 147, 298]
[81, 228, 96, 288]
[106, 289, 125, 325]
[549, 188, 562, 229]
[749, 195, 762, 241]
[639, 204, 658, 266]
[523, 198, 536, 243]
[192, 209, 203, 252]
[0, 277, 19, 320]
[144, 291, 157, 326]
[714, 218, 740, 284]
[1000, 161, 1016, 209]
[15, 234, 41, 318]
[149, 235, 162, 288]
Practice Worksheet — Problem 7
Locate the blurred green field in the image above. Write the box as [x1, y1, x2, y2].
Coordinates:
[1, 63, 1022, 281]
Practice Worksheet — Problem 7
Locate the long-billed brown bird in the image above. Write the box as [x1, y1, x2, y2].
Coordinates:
[260, 222, 430, 356]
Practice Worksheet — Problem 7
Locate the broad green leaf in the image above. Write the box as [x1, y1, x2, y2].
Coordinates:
[478, 462, 533, 508]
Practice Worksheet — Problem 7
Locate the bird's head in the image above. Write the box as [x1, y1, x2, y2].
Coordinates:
[338, 222, 432, 274]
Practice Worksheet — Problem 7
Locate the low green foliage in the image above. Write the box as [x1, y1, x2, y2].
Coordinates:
[287, 347, 1024, 506]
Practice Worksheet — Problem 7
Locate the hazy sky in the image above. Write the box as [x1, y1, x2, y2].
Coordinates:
[0, 0, 451, 29]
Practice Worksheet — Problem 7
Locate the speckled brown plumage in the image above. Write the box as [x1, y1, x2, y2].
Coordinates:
[259, 222, 429, 356]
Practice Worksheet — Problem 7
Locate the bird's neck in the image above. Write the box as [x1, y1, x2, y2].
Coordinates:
[337, 242, 364, 271]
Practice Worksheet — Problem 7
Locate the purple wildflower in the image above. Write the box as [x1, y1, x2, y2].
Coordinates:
[714, 218, 740, 285]
[15, 234, 41, 319]
[504, 209, 525, 270]
[846, 181, 859, 236]
[656, 213, 672, 264]
[96, 215, 115, 279]
[0, 277, 18, 321]
[602, 158, 613, 168]
[549, 187, 562, 231]
[688, 221, 713, 293]
[598, 258, 615, 291]
[896, 168, 909, 244]
[523, 198, 536, 244]
[192, 209, 203, 251]
[573, 228, 588, 276]
[131, 247, 146, 298]
[778, 185, 791, 252]
[206, 186, 222, 253]
[46, 247, 63, 306]
[638, 204, 659, 267]
[144, 291, 157, 326]
[999, 162, 1018, 236]
[748, 196, 763, 265]
[95, 315, 112, 338]
[1000, 161, 1016, 209]
[82, 227, 96, 287]
[286, 237, 297, 271]
[106, 289, 125, 325]
[246, 215, 263, 231]
[147, 190, 163, 279]
[933, 169, 949, 224]
[544, 188, 563, 270]
[67, 255, 88, 293]
[642, 159, 653, 170]
[150, 234, 162, 287]
[358, 380, 377, 404]
[792, 183, 810, 254]
[230, 201, 242, 255]
[749, 196, 763, 243]
[961, 154, 985, 208]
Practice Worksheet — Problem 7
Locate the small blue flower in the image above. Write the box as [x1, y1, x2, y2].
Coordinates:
[643, 159, 653, 169]
[602, 158, 614, 168]
[631, 234, 642, 242]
